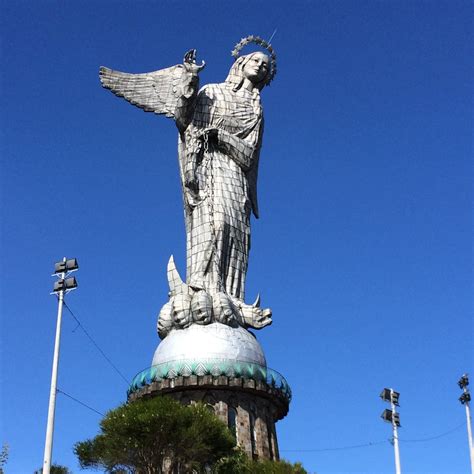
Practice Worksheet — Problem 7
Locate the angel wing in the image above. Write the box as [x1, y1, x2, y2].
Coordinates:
[99, 51, 205, 122]
[99, 64, 186, 118]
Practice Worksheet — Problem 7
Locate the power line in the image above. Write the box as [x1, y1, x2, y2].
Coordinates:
[57, 388, 104, 417]
[280, 422, 467, 453]
[281, 440, 388, 453]
[62, 299, 130, 386]
[399, 421, 466, 443]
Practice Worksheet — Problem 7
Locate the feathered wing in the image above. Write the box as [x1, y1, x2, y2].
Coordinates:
[99, 64, 187, 118]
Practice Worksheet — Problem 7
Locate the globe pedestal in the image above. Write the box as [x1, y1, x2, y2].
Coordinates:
[128, 323, 291, 460]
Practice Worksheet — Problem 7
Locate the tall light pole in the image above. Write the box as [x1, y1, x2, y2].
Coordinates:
[458, 374, 474, 474]
[380, 388, 402, 474]
[43, 258, 78, 474]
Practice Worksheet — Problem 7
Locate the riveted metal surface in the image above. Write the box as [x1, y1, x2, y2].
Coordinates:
[152, 322, 266, 367]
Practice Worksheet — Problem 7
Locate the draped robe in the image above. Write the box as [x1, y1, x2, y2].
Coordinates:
[179, 83, 263, 301]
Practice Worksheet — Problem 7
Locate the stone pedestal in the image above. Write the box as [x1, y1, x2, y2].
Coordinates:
[128, 323, 290, 460]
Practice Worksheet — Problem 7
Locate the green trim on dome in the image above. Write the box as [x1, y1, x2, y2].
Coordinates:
[128, 358, 291, 402]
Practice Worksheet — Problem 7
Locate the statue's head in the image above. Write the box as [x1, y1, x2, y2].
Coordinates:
[226, 52, 271, 91]
[226, 35, 277, 91]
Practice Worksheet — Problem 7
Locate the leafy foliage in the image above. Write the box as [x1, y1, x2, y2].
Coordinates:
[214, 450, 308, 474]
[74, 396, 235, 473]
[0, 443, 9, 474]
[34, 464, 72, 474]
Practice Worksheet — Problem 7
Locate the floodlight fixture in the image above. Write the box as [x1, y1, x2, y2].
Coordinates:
[54, 258, 79, 275]
[380, 388, 391, 401]
[380, 388, 400, 406]
[458, 374, 470, 389]
[391, 390, 400, 406]
[381, 408, 392, 423]
[52, 277, 78, 293]
[393, 412, 400, 427]
[460, 393, 471, 405]
[53, 280, 65, 293]
[65, 277, 78, 290]
[381, 409, 401, 427]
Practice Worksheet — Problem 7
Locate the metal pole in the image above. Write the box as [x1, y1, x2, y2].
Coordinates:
[42, 265, 65, 474]
[463, 388, 474, 474]
[391, 389, 402, 474]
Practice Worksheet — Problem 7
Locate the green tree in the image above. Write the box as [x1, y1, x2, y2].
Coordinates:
[0, 443, 9, 474]
[214, 451, 308, 474]
[34, 463, 72, 474]
[247, 459, 307, 474]
[74, 396, 235, 473]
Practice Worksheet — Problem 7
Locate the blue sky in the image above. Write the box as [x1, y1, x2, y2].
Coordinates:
[1, 1, 472, 473]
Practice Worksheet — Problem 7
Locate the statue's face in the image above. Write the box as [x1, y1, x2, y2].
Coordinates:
[243, 52, 270, 84]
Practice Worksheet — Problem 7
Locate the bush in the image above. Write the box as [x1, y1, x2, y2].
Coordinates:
[74, 396, 235, 473]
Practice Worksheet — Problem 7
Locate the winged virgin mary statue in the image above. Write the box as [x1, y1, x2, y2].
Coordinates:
[100, 37, 277, 339]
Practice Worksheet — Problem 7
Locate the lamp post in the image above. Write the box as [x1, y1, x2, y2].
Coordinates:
[42, 258, 78, 474]
[458, 374, 474, 474]
[380, 388, 402, 474]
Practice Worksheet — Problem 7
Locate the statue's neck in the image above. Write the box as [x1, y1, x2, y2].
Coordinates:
[242, 78, 256, 92]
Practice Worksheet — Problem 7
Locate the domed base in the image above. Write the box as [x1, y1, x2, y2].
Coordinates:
[152, 323, 266, 367]
[131, 323, 290, 461]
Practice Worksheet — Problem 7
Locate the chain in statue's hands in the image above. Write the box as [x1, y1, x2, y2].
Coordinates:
[197, 128, 219, 145]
